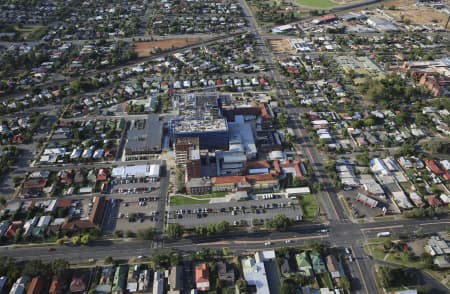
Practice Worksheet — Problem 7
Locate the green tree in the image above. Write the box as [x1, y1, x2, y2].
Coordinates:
[80, 233, 92, 245]
[72, 235, 81, 246]
[166, 223, 184, 239]
[420, 252, 433, 269]
[125, 230, 136, 238]
[51, 259, 69, 278]
[137, 228, 156, 240]
[236, 278, 248, 291]
[222, 247, 232, 256]
[56, 239, 64, 246]
[265, 214, 293, 231]
[280, 278, 297, 294]
[104, 256, 114, 264]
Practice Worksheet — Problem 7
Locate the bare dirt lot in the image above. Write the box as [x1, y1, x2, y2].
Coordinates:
[383, 0, 449, 27]
[134, 38, 204, 57]
[269, 38, 294, 54]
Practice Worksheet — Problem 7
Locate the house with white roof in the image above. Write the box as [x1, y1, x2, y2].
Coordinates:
[241, 252, 270, 294]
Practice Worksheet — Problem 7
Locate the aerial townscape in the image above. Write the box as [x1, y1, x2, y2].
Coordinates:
[0, 0, 449, 293]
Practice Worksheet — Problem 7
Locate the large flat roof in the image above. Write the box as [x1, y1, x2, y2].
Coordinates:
[125, 114, 162, 152]
[111, 164, 160, 178]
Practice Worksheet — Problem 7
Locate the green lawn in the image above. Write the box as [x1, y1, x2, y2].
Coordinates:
[170, 195, 209, 205]
[170, 192, 228, 206]
[364, 244, 425, 269]
[300, 194, 319, 221]
[295, 0, 338, 8]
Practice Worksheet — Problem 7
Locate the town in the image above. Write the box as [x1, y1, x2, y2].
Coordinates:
[0, 0, 449, 293]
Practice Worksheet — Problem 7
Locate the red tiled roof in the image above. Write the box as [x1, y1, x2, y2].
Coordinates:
[280, 160, 304, 178]
[195, 264, 209, 283]
[424, 159, 444, 175]
[27, 276, 46, 294]
[212, 176, 246, 185]
[23, 178, 47, 189]
[49, 277, 64, 294]
[57, 199, 72, 208]
[61, 219, 95, 231]
[246, 160, 270, 169]
[444, 172, 450, 181]
[259, 104, 271, 119]
[427, 195, 443, 207]
[246, 173, 277, 182]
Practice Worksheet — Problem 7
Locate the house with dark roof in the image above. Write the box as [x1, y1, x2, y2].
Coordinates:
[310, 252, 326, 274]
[279, 257, 293, 277]
[217, 261, 235, 287]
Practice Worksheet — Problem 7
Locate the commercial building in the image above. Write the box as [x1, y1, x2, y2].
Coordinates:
[312, 14, 337, 25]
[171, 118, 229, 150]
[170, 93, 229, 150]
[228, 116, 257, 158]
[124, 115, 162, 161]
[174, 137, 201, 181]
[367, 17, 400, 32]
[216, 150, 247, 176]
[89, 196, 106, 227]
[174, 137, 200, 165]
[111, 164, 160, 180]
[186, 178, 212, 195]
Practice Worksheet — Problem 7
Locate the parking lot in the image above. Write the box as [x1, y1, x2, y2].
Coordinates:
[113, 192, 161, 232]
[110, 177, 160, 195]
[167, 197, 302, 228]
[340, 190, 394, 219]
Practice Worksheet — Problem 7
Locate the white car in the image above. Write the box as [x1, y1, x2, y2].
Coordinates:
[285, 239, 292, 244]
[264, 241, 272, 246]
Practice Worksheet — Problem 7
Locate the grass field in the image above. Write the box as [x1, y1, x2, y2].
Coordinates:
[299, 194, 319, 221]
[364, 243, 425, 269]
[14, 25, 47, 40]
[170, 192, 228, 206]
[170, 196, 210, 205]
[295, 0, 338, 8]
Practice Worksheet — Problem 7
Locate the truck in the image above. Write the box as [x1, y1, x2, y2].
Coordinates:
[377, 232, 391, 238]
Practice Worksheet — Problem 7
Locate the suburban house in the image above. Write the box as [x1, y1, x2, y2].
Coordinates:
[195, 263, 210, 291]
[295, 252, 313, 277]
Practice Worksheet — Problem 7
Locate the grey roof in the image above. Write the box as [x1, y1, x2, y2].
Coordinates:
[125, 114, 162, 153]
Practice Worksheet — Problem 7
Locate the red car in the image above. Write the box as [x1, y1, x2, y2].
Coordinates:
[48, 247, 56, 252]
